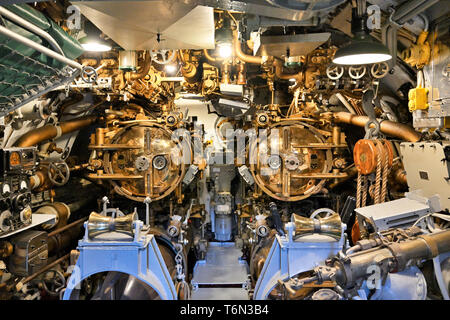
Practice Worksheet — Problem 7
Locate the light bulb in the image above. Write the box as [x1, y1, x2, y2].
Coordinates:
[218, 43, 232, 59]
[165, 64, 177, 74]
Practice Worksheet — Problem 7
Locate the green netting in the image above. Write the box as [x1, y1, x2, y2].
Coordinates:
[0, 4, 83, 115]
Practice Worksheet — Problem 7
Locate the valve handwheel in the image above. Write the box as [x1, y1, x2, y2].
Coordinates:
[150, 50, 177, 65]
[370, 62, 389, 79]
[81, 66, 98, 83]
[48, 161, 70, 186]
[348, 65, 366, 79]
[326, 65, 344, 80]
[41, 269, 66, 296]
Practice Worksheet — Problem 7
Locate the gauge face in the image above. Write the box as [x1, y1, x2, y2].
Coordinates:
[105, 123, 191, 201]
[249, 121, 332, 201]
[9, 152, 21, 167]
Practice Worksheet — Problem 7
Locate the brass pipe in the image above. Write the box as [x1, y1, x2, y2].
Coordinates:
[333, 112, 421, 142]
[394, 167, 408, 185]
[29, 170, 46, 189]
[125, 51, 151, 81]
[14, 115, 98, 147]
[203, 49, 224, 63]
[233, 30, 262, 64]
[273, 59, 302, 81]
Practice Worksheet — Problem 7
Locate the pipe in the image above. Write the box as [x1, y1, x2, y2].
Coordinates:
[203, 49, 224, 63]
[394, 0, 439, 25]
[273, 59, 302, 81]
[0, 25, 82, 70]
[333, 112, 421, 142]
[0, 7, 64, 56]
[13, 115, 98, 147]
[47, 217, 86, 237]
[333, 229, 450, 287]
[125, 51, 151, 81]
[233, 30, 263, 64]
[47, 219, 85, 255]
[335, 93, 356, 115]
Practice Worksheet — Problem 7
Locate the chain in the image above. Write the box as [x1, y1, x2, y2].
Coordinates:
[174, 243, 185, 281]
[362, 89, 381, 139]
[174, 242, 191, 300]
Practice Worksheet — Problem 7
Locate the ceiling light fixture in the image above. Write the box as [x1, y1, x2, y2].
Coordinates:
[332, 2, 391, 65]
[80, 36, 111, 52]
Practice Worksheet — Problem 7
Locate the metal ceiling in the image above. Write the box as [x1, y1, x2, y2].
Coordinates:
[73, 1, 215, 50]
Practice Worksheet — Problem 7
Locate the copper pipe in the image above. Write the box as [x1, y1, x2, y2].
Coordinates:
[125, 51, 151, 81]
[48, 218, 86, 237]
[333, 112, 421, 142]
[394, 168, 408, 185]
[203, 49, 224, 63]
[29, 170, 46, 189]
[233, 30, 262, 64]
[14, 115, 98, 147]
[47, 218, 86, 255]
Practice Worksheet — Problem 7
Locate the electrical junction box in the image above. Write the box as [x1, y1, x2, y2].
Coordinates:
[400, 141, 450, 211]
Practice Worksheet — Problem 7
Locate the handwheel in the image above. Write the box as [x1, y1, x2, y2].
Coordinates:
[48, 161, 70, 186]
[370, 62, 389, 79]
[348, 65, 366, 79]
[41, 269, 66, 296]
[326, 65, 344, 80]
[81, 66, 98, 83]
[150, 50, 177, 65]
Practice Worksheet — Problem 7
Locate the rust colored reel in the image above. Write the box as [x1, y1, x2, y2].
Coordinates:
[353, 139, 394, 175]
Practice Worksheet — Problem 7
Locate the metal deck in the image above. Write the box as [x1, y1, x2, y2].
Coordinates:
[190, 242, 250, 300]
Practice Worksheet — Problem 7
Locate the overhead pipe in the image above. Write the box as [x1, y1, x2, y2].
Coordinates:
[233, 30, 263, 64]
[333, 112, 421, 142]
[393, 0, 439, 25]
[203, 49, 225, 63]
[0, 25, 82, 70]
[0, 6, 65, 56]
[13, 115, 98, 147]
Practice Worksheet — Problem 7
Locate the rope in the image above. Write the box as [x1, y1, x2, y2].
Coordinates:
[356, 173, 362, 208]
[381, 142, 390, 203]
[362, 175, 368, 207]
[374, 141, 383, 204]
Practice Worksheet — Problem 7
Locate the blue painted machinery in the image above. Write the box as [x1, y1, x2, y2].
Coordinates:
[63, 215, 177, 300]
[253, 218, 347, 300]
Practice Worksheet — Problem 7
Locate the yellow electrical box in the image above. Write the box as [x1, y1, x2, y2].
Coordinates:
[408, 87, 429, 112]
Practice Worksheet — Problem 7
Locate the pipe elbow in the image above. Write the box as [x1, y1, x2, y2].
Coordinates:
[233, 30, 262, 65]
